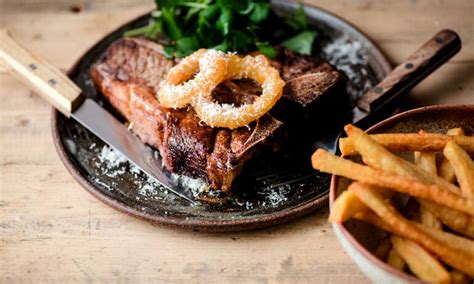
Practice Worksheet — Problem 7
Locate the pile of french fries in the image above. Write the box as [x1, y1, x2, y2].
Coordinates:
[312, 124, 474, 283]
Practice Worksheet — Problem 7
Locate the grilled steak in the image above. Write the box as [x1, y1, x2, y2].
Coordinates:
[91, 37, 346, 192]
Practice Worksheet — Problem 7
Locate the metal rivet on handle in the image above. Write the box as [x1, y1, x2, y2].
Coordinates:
[435, 37, 444, 44]
[405, 63, 414, 69]
[48, 79, 57, 86]
[373, 86, 383, 94]
[28, 63, 37, 71]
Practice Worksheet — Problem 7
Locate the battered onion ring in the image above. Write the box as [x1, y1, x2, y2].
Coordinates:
[193, 54, 285, 129]
[157, 49, 227, 108]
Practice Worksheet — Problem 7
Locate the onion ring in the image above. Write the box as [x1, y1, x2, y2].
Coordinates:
[193, 54, 285, 129]
[157, 49, 227, 108]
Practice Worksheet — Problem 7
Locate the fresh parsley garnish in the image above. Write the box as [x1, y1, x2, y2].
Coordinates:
[281, 30, 318, 56]
[123, 0, 318, 58]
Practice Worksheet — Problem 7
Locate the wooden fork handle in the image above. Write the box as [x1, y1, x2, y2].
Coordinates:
[0, 29, 83, 117]
[357, 30, 461, 112]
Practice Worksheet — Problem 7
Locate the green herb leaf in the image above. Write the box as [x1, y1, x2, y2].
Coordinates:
[176, 36, 200, 57]
[216, 7, 233, 35]
[238, 2, 255, 15]
[213, 40, 228, 52]
[217, 0, 248, 10]
[200, 3, 220, 20]
[124, 1, 319, 58]
[155, 0, 178, 9]
[123, 23, 155, 37]
[285, 4, 308, 30]
[161, 7, 183, 40]
[147, 22, 162, 39]
[178, 2, 209, 9]
[294, 4, 308, 29]
[163, 45, 175, 59]
[151, 10, 162, 18]
[229, 30, 253, 51]
[256, 42, 276, 58]
[181, 0, 211, 21]
[281, 30, 317, 55]
[249, 2, 270, 23]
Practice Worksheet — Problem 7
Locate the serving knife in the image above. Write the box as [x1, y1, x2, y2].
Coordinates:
[0, 29, 196, 203]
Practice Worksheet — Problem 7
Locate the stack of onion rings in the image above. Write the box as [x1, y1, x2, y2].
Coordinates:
[158, 49, 285, 129]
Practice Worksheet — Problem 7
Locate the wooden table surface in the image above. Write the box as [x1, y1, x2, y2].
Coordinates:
[0, 0, 472, 282]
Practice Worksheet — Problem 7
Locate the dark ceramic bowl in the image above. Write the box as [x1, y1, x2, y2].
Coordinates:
[330, 104, 474, 282]
[52, 1, 392, 232]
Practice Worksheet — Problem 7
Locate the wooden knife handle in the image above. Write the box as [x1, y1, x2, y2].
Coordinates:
[0, 29, 83, 117]
[357, 30, 461, 112]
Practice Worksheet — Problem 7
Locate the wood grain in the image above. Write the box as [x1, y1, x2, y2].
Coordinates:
[357, 30, 461, 112]
[0, 0, 473, 282]
[0, 30, 83, 116]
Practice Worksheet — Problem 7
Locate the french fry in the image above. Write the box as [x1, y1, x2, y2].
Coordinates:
[330, 125, 463, 223]
[414, 224, 474, 255]
[354, 209, 474, 255]
[312, 149, 474, 216]
[339, 132, 474, 156]
[358, 133, 472, 236]
[352, 193, 474, 283]
[419, 205, 442, 230]
[329, 187, 393, 223]
[439, 128, 466, 182]
[341, 124, 474, 236]
[344, 125, 411, 175]
[451, 270, 472, 284]
[443, 141, 474, 199]
[414, 144, 437, 177]
[386, 247, 406, 271]
[439, 162, 457, 183]
[353, 210, 392, 231]
[401, 158, 460, 195]
[350, 185, 474, 255]
[414, 138, 442, 229]
[348, 182, 474, 277]
[324, 124, 474, 281]
[414, 153, 436, 176]
[401, 157, 473, 237]
[446, 128, 467, 136]
[329, 190, 369, 222]
[391, 235, 451, 283]
[439, 160, 457, 183]
[373, 237, 392, 260]
[344, 124, 460, 195]
[423, 202, 474, 239]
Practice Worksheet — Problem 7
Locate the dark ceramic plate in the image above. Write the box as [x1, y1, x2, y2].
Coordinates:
[52, 1, 392, 232]
[330, 105, 474, 282]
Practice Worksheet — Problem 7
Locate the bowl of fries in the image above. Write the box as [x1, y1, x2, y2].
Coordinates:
[312, 104, 474, 283]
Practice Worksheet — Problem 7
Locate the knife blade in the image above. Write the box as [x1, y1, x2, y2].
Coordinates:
[0, 29, 196, 204]
[73, 99, 196, 203]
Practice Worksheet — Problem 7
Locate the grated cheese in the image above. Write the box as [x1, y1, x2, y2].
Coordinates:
[322, 33, 372, 97]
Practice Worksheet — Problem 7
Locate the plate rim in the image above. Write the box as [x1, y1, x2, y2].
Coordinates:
[51, 3, 392, 232]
